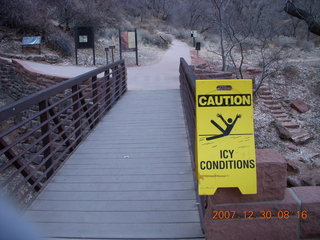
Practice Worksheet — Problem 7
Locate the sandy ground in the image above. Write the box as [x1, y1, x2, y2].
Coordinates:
[14, 39, 191, 90]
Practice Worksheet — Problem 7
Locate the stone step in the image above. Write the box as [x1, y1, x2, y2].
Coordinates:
[263, 100, 278, 105]
[268, 104, 283, 110]
[270, 110, 286, 115]
[290, 130, 312, 144]
[272, 113, 288, 118]
[259, 95, 273, 100]
[282, 122, 300, 129]
[276, 118, 291, 122]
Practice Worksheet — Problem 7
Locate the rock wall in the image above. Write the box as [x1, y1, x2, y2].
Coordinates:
[204, 149, 320, 240]
[0, 57, 68, 105]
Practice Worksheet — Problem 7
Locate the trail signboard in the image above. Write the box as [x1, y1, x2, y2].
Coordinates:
[75, 27, 95, 65]
[196, 79, 257, 195]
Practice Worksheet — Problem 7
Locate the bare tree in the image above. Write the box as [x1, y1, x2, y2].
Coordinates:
[210, 0, 231, 71]
[254, 35, 284, 94]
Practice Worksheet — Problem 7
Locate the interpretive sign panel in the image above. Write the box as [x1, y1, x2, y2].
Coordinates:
[121, 31, 136, 51]
[22, 36, 41, 45]
[119, 29, 138, 65]
[196, 79, 257, 195]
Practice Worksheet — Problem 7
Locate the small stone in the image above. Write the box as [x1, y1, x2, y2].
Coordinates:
[286, 142, 298, 151]
[274, 121, 292, 140]
[196, 63, 209, 69]
[45, 54, 59, 63]
[300, 175, 314, 186]
[287, 175, 301, 187]
[291, 98, 310, 113]
[287, 159, 304, 173]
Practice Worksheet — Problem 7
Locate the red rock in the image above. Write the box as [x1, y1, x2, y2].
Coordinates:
[286, 159, 304, 173]
[291, 98, 310, 113]
[205, 190, 299, 240]
[292, 187, 320, 238]
[209, 149, 287, 204]
[207, 189, 298, 218]
[205, 217, 298, 240]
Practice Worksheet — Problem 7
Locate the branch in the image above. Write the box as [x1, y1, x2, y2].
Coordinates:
[284, 1, 320, 36]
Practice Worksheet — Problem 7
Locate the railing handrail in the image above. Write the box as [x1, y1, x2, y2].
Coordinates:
[180, 58, 197, 92]
[0, 60, 124, 122]
[179, 57, 205, 232]
[0, 59, 127, 205]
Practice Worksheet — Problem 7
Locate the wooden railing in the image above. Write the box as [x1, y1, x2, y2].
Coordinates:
[179, 57, 205, 231]
[0, 60, 126, 205]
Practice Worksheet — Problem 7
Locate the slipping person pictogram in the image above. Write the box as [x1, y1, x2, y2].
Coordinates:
[206, 114, 241, 140]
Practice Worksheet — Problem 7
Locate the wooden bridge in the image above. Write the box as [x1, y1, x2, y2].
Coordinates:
[0, 57, 204, 239]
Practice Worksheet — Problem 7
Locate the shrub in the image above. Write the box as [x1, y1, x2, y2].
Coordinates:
[313, 37, 320, 47]
[138, 29, 172, 49]
[98, 28, 118, 39]
[282, 65, 300, 79]
[275, 36, 296, 49]
[297, 39, 315, 52]
[45, 28, 73, 57]
[0, 0, 47, 33]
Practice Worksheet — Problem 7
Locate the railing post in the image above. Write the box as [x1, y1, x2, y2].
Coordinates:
[91, 76, 100, 126]
[110, 66, 116, 104]
[121, 62, 127, 95]
[114, 65, 120, 101]
[105, 69, 112, 111]
[39, 99, 54, 179]
[72, 84, 82, 145]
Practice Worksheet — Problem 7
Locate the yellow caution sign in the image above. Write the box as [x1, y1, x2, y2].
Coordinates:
[196, 79, 257, 195]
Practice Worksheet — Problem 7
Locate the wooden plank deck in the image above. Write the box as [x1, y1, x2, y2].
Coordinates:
[26, 90, 203, 239]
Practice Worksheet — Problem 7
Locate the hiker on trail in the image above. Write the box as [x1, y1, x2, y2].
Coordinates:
[206, 114, 241, 141]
